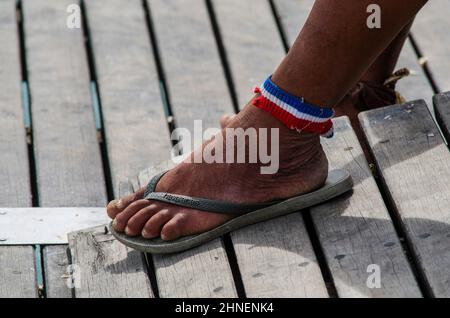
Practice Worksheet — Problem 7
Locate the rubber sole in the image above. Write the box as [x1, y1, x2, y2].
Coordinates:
[110, 169, 353, 254]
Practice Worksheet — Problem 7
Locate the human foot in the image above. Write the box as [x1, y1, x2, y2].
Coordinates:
[107, 100, 328, 241]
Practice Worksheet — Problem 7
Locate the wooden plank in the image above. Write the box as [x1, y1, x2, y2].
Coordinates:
[212, 0, 285, 107]
[67, 169, 153, 297]
[0, 0, 30, 207]
[23, 0, 107, 207]
[273, 0, 434, 108]
[359, 101, 450, 297]
[231, 214, 328, 298]
[23, 0, 109, 297]
[137, 169, 238, 298]
[148, 0, 235, 133]
[211, 0, 328, 298]
[0, 0, 36, 298]
[42, 246, 71, 298]
[84, 0, 171, 194]
[433, 92, 450, 142]
[68, 226, 154, 298]
[0, 246, 37, 298]
[312, 117, 421, 297]
[412, 0, 450, 92]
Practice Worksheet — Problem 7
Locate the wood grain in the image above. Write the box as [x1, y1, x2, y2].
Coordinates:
[231, 213, 328, 298]
[212, 0, 285, 107]
[23, 0, 109, 298]
[0, 246, 37, 298]
[433, 92, 450, 142]
[66, 163, 153, 297]
[23, 0, 107, 207]
[84, 0, 171, 195]
[43, 245, 72, 298]
[0, 0, 31, 206]
[313, 117, 421, 297]
[0, 0, 36, 298]
[68, 226, 154, 298]
[360, 101, 450, 297]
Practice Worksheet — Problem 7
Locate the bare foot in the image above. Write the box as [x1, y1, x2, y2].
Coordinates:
[107, 99, 328, 241]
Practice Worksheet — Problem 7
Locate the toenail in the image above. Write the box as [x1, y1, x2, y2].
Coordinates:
[161, 233, 167, 241]
[112, 218, 118, 228]
[142, 230, 150, 238]
[116, 199, 123, 208]
[125, 226, 131, 235]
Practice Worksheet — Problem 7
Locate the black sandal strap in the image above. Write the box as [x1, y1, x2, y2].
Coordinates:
[143, 171, 276, 215]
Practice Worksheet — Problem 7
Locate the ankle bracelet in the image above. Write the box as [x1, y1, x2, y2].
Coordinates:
[252, 76, 334, 138]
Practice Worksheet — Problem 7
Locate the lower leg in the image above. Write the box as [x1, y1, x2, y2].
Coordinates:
[360, 19, 414, 84]
[335, 20, 414, 157]
[107, 0, 427, 241]
[272, 1, 426, 108]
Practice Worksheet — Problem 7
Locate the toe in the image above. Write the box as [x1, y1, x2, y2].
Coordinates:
[106, 187, 145, 219]
[142, 207, 174, 238]
[124, 204, 159, 236]
[113, 199, 151, 232]
[160, 213, 189, 241]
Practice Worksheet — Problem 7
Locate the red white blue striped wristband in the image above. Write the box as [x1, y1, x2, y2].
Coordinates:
[252, 76, 334, 138]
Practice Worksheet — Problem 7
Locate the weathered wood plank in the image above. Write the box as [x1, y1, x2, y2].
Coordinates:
[23, 0, 109, 298]
[433, 92, 450, 142]
[273, 0, 434, 107]
[0, 0, 36, 298]
[84, 0, 171, 194]
[0, 0, 31, 206]
[212, 0, 285, 107]
[312, 117, 421, 297]
[23, 0, 107, 207]
[148, 0, 235, 133]
[42, 246, 72, 298]
[68, 226, 154, 298]
[412, 0, 450, 92]
[137, 169, 238, 298]
[359, 101, 450, 297]
[211, 0, 328, 298]
[231, 214, 328, 298]
[66, 165, 153, 297]
[0, 246, 37, 298]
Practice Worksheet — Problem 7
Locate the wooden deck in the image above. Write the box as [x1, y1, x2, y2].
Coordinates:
[1, 0, 450, 298]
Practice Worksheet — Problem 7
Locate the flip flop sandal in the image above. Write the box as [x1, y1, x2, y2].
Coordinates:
[110, 168, 353, 254]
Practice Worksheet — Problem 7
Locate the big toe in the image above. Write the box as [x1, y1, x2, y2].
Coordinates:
[107, 187, 145, 219]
